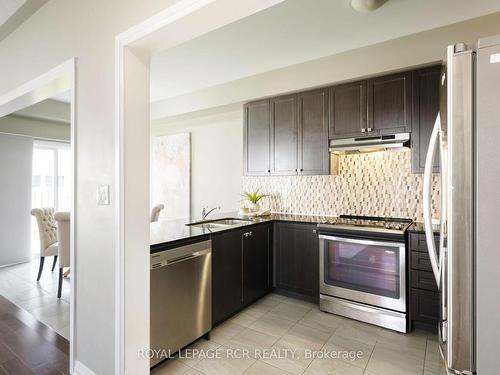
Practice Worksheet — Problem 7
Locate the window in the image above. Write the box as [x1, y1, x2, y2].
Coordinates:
[31, 141, 71, 254]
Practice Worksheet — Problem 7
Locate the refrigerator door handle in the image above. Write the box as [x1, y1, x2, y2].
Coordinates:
[423, 113, 441, 287]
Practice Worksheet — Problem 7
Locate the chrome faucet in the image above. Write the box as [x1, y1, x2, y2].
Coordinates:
[202, 206, 221, 220]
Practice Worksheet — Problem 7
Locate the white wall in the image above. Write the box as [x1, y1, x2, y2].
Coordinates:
[152, 107, 243, 218]
[0, 1, 181, 373]
[0, 134, 33, 266]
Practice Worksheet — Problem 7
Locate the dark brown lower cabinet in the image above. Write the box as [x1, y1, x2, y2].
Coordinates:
[212, 229, 244, 325]
[274, 222, 319, 300]
[212, 224, 272, 326]
[409, 232, 440, 331]
[243, 224, 271, 305]
[411, 289, 440, 325]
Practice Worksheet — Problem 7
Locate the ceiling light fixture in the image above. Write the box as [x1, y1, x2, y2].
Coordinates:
[350, 0, 388, 12]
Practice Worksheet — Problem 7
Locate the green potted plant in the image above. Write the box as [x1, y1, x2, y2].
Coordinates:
[241, 188, 269, 212]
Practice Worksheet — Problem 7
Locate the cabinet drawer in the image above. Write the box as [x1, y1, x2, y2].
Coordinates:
[409, 233, 439, 253]
[411, 288, 440, 324]
[411, 251, 433, 271]
[411, 270, 438, 292]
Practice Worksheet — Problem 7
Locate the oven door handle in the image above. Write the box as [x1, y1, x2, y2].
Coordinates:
[318, 234, 404, 249]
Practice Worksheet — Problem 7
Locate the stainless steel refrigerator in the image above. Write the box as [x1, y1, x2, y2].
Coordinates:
[423, 37, 500, 375]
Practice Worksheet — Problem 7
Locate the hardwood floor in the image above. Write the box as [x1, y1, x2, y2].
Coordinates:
[0, 296, 69, 374]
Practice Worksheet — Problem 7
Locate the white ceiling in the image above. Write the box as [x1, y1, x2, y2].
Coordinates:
[0, 0, 25, 26]
[150, 0, 500, 102]
[0, 0, 48, 42]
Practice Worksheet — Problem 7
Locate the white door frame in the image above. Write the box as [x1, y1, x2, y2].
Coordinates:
[114, 0, 284, 373]
[0, 58, 77, 372]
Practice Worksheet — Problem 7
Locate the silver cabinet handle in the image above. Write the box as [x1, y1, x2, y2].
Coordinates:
[361, 128, 366, 133]
[312, 229, 317, 234]
[243, 231, 253, 237]
[367, 127, 373, 132]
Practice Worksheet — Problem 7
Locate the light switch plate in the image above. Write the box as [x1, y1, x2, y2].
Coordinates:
[97, 185, 110, 205]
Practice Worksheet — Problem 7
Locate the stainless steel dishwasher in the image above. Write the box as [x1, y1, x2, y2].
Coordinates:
[150, 239, 211, 367]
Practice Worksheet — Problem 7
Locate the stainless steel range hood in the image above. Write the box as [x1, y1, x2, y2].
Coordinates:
[329, 133, 410, 154]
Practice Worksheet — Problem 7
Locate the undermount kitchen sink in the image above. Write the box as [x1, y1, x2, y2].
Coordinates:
[187, 218, 253, 229]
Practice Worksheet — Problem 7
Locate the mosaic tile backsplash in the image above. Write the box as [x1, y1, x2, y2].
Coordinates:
[241, 150, 440, 221]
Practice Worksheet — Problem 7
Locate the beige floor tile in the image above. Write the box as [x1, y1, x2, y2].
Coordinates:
[182, 369, 205, 375]
[365, 341, 425, 375]
[267, 302, 312, 322]
[261, 341, 313, 375]
[229, 312, 258, 327]
[251, 297, 282, 311]
[210, 321, 246, 345]
[151, 358, 192, 374]
[298, 308, 344, 334]
[334, 320, 380, 347]
[277, 323, 330, 351]
[225, 328, 279, 358]
[193, 346, 256, 375]
[304, 356, 364, 375]
[249, 313, 295, 339]
[424, 339, 446, 374]
[56, 325, 70, 340]
[244, 360, 292, 375]
[324, 333, 374, 369]
[177, 338, 221, 368]
[244, 298, 280, 319]
[376, 327, 427, 352]
[279, 297, 316, 310]
[261, 294, 288, 303]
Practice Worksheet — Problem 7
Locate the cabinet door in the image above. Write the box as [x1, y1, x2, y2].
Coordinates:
[270, 95, 298, 175]
[329, 81, 367, 139]
[243, 225, 271, 305]
[367, 71, 412, 134]
[244, 100, 271, 176]
[411, 288, 440, 325]
[212, 230, 243, 325]
[297, 89, 329, 175]
[411, 66, 441, 173]
[275, 222, 319, 298]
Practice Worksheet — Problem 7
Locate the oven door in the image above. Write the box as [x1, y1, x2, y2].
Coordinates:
[319, 235, 406, 312]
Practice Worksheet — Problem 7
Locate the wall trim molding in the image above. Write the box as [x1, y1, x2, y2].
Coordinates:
[73, 361, 96, 375]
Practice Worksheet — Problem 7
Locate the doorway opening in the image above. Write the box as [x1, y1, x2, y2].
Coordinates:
[0, 59, 76, 373]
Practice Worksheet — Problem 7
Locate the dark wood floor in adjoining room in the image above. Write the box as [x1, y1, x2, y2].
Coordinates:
[0, 295, 69, 374]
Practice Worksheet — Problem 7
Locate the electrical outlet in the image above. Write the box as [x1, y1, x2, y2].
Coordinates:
[97, 185, 110, 205]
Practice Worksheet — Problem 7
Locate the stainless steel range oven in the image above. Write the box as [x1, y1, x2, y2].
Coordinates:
[318, 215, 411, 333]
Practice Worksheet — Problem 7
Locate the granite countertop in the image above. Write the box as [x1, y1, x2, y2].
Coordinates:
[150, 211, 336, 249]
[150, 212, 440, 250]
[408, 222, 440, 233]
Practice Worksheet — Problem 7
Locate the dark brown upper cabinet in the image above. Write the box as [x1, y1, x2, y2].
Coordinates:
[367, 71, 412, 134]
[411, 66, 441, 173]
[297, 89, 329, 175]
[329, 81, 367, 139]
[270, 95, 298, 175]
[243, 100, 271, 176]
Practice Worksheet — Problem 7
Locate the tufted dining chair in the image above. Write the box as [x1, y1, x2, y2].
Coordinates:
[54, 212, 70, 298]
[150, 204, 165, 222]
[31, 208, 59, 281]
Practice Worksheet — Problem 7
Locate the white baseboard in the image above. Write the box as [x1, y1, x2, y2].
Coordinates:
[73, 361, 96, 375]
